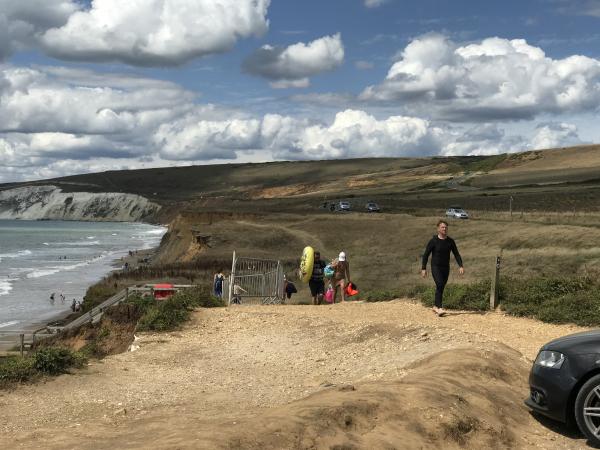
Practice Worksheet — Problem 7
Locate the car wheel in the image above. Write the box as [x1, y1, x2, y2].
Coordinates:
[575, 374, 600, 445]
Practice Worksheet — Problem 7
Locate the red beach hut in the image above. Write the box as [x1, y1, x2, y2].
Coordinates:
[153, 283, 175, 300]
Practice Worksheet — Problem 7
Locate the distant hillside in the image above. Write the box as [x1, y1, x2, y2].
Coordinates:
[2, 145, 600, 216]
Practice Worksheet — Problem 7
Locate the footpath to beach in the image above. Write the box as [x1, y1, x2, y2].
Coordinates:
[0, 299, 593, 449]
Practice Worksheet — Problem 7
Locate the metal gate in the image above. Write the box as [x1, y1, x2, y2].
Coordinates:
[227, 251, 284, 305]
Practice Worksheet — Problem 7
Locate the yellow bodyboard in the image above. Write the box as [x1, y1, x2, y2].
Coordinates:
[299, 246, 314, 283]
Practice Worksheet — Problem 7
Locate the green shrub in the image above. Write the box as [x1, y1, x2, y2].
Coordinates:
[136, 301, 190, 332]
[500, 276, 600, 326]
[32, 347, 85, 375]
[1, 347, 86, 388]
[0, 356, 35, 384]
[135, 287, 224, 332]
[418, 279, 491, 311]
[126, 293, 156, 313]
[82, 283, 119, 312]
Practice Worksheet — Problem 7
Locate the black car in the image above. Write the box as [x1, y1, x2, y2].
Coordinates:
[526, 330, 600, 445]
[365, 202, 380, 212]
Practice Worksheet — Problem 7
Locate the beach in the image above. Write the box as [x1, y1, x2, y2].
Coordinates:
[0, 220, 166, 350]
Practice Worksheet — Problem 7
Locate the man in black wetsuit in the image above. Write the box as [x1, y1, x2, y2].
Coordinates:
[421, 220, 465, 316]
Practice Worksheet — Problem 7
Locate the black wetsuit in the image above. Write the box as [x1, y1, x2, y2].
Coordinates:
[309, 260, 327, 297]
[421, 235, 463, 308]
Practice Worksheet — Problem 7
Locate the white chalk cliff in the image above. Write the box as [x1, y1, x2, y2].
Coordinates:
[0, 185, 160, 222]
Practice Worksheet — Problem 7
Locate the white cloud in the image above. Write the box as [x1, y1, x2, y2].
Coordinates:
[155, 109, 444, 160]
[0, 0, 80, 59]
[360, 34, 600, 121]
[531, 122, 582, 149]
[243, 33, 344, 88]
[0, 66, 195, 136]
[39, 0, 270, 66]
[441, 124, 526, 156]
[155, 112, 262, 160]
[0, 59, 586, 182]
[270, 110, 442, 159]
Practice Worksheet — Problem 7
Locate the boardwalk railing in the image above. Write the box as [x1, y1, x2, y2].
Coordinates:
[1, 284, 197, 353]
[0, 328, 53, 356]
[56, 284, 195, 332]
[55, 289, 129, 331]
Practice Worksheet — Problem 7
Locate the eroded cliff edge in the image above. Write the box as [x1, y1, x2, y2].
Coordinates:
[0, 185, 160, 222]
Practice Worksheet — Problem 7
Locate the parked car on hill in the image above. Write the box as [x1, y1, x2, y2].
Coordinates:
[446, 206, 469, 219]
[365, 202, 380, 212]
[337, 201, 351, 212]
[526, 330, 600, 445]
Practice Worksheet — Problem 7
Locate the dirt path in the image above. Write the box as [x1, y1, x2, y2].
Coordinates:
[236, 219, 327, 250]
[0, 300, 591, 449]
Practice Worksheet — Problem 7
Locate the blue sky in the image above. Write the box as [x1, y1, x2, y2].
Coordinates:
[1, 0, 600, 182]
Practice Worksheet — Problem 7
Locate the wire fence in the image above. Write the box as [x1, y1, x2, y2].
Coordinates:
[227, 252, 284, 305]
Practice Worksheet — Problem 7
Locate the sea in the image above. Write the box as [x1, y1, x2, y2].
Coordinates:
[0, 220, 166, 331]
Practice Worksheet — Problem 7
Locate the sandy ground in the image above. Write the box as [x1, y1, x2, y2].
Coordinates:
[0, 300, 593, 449]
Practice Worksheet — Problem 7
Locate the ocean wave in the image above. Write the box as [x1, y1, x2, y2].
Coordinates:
[0, 320, 20, 328]
[26, 268, 61, 279]
[0, 278, 18, 296]
[24, 255, 109, 279]
[51, 241, 101, 246]
[143, 228, 167, 235]
[0, 249, 32, 259]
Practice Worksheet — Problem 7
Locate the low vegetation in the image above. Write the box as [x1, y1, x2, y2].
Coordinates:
[131, 287, 224, 332]
[403, 276, 600, 327]
[82, 282, 120, 312]
[0, 347, 85, 389]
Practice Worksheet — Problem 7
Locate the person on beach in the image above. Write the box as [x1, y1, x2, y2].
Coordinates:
[214, 270, 225, 298]
[332, 251, 350, 303]
[71, 299, 77, 312]
[309, 251, 327, 305]
[421, 220, 465, 316]
[60, 293, 65, 304]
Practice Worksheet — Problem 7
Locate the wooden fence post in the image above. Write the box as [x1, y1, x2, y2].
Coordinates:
[490, 256, 501, 310]
[20, 334, 24, 357]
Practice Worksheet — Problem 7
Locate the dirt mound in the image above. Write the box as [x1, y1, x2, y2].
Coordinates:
[0, 301, 588, 449]
[206, 348, 527, 449]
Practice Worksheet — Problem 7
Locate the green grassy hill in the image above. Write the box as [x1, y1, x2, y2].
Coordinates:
[2, 144, 600, 216]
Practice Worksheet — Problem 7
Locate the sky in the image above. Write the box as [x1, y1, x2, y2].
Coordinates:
[1, 0, 600, 182]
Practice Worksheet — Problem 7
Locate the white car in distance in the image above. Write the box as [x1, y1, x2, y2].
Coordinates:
[446, 207, 469, 219]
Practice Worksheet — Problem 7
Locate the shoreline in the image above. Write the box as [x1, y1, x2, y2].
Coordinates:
[0, 243, 161, 353]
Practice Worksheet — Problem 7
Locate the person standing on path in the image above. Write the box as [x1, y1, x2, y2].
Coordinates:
[332, 251, 350, 303]
[214, 270, 225, 298]
[421, 220, 465, 316]
[309, 251, 327, 305]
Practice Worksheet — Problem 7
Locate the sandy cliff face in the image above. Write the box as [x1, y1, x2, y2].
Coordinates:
[0, 185, 160, 222]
